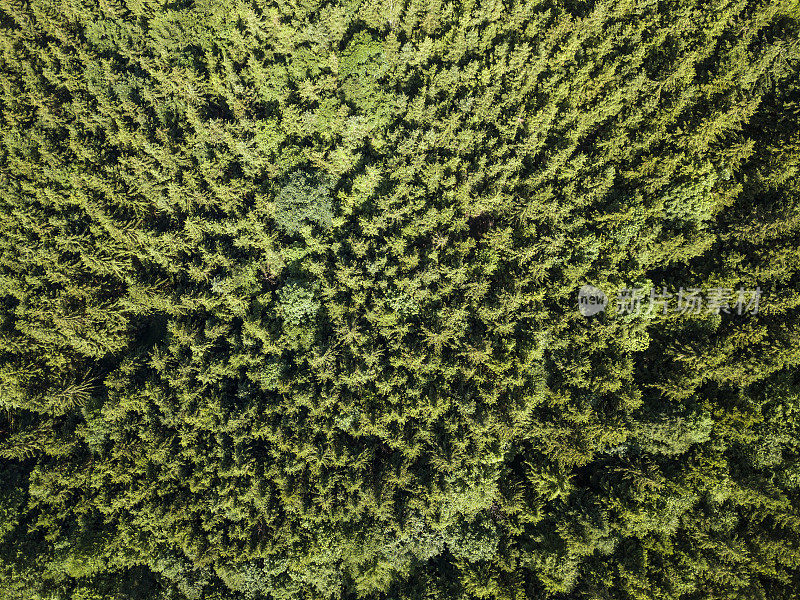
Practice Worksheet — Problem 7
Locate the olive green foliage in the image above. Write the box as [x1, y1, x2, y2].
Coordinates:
[274, 171, 335, 235]
[0, 0, 799, 599]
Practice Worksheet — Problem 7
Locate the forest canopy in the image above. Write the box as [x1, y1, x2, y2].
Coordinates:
[1, 0, 799, 599]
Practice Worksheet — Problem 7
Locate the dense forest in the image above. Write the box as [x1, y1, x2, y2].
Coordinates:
[1, 0, 799, 598]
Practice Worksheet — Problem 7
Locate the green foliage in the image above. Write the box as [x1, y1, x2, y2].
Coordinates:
[277, 280, 321, 327]
[274, 171, 335, 236]
[0, 0, 799, 599]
